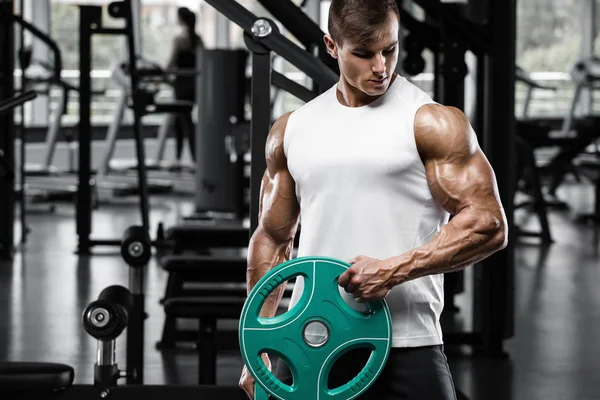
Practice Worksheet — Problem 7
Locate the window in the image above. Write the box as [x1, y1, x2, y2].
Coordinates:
[51, 0, 128, 71]
[517, 0, 581, 73]
[50, 0, 130, 124]
[516, 0, 587, 117]
[139, 1, 202, 66]
[49, 1, 78, 70]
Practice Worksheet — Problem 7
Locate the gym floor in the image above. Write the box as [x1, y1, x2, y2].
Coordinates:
[0, 182, 598, 400]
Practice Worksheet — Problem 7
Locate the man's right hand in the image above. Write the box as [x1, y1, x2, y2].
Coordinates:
[239, 353, 272, 399]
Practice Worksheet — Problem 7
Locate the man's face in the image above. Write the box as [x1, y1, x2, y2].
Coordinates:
[325, 12, 400, 98]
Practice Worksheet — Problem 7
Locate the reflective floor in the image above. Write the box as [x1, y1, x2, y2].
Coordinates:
[0, 182, 599, 400]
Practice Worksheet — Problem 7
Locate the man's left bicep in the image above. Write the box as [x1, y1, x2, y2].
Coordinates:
[426, 148, 502, 216]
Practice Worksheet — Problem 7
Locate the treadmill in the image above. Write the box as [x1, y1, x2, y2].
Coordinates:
[12, 16, 81, 203]
[13, 15, 149, 202]
[98, 60, 196, 194]
[17, 69, 131, 200]
[17, 75, 79, 203]
[518, 60, 600, 192]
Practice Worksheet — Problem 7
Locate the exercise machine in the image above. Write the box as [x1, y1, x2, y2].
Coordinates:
[0, 92, 39, 185]
[0, 90, 38, 249]
[0, 0, 19, 258]
[90, 59, 177, 195]
[564, 58, 600, 223]
[11, 13, 82, 208]
[11, 12, 76, 177]
[76, 0, 170, 254]
[516, 60, 600, 222]
[533, 58, 600, 193]
[98, 59, 197, 194]
[11, 11, 136, 207]
[512, 67, 556, 243]
[0, 91, 37, 115]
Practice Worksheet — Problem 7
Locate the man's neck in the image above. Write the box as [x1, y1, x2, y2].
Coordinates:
[336, 74, 398, 108]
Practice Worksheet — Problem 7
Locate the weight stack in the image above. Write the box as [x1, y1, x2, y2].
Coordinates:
[195, 49, 248, 216]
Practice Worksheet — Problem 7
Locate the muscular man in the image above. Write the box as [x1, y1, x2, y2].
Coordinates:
[239, 0, 508, 398]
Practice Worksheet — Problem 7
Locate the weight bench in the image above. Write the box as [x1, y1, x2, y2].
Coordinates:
[0, 362, 74, 394]
[165, 221, 249, 254]
[160, 254, 247, 300]
[163, 296, 247, 385]
[158, 255, 247, 349]
[159, 255, 294, 349]
[164, 220, 299, 254]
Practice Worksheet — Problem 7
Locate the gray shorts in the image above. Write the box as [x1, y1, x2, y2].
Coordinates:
[274, 345, 457, 400]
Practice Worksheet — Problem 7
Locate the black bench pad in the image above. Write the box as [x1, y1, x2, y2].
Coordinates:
[161, 255, 247, 283]
[164, 297, 247, 318]
[161, 255, 246, 272]
[165, 221, 300, 249]
[0, 362, 74, 393]
[166, 222, 249, 248]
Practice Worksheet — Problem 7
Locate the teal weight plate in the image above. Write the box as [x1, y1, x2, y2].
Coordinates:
[239, 256, 392, 400]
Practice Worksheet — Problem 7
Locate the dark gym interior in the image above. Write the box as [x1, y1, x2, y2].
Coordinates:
[1, 0, 599, 399]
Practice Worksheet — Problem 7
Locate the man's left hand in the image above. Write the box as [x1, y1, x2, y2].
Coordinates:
[337, 256, 396, 303]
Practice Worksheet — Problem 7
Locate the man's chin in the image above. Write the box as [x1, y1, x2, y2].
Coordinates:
[361, 84, 388, 97]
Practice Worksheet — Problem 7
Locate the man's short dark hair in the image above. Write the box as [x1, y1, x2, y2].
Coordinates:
[328, 0, 400, 47]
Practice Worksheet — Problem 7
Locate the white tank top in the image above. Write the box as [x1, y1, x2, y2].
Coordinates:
[283, 76, 450, 348]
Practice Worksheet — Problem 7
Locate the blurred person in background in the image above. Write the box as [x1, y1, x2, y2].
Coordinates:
[166, 6, 203, 165]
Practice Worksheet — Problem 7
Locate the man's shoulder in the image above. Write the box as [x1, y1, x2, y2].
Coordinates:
[263, 112, 294, 168]
[415, 104, 467, 129]
[414, 104, 476, 160]
[269, 112, 294, 143]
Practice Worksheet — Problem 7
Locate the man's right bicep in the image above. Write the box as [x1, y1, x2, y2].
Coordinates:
[257, 114, 300, 243]
[258, 162, 299, 244]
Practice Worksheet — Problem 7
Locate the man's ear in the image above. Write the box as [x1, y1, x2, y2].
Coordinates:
[323, 34, 339, 59]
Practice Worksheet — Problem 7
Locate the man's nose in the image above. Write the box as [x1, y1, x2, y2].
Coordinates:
[372, 53, 386, 75]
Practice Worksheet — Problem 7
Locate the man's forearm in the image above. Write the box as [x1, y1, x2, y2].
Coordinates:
[389, 206, 508, 284]
[247, 228, 295, 318]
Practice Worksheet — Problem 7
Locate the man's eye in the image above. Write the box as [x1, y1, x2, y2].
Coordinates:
[384, 47, 396, 53]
